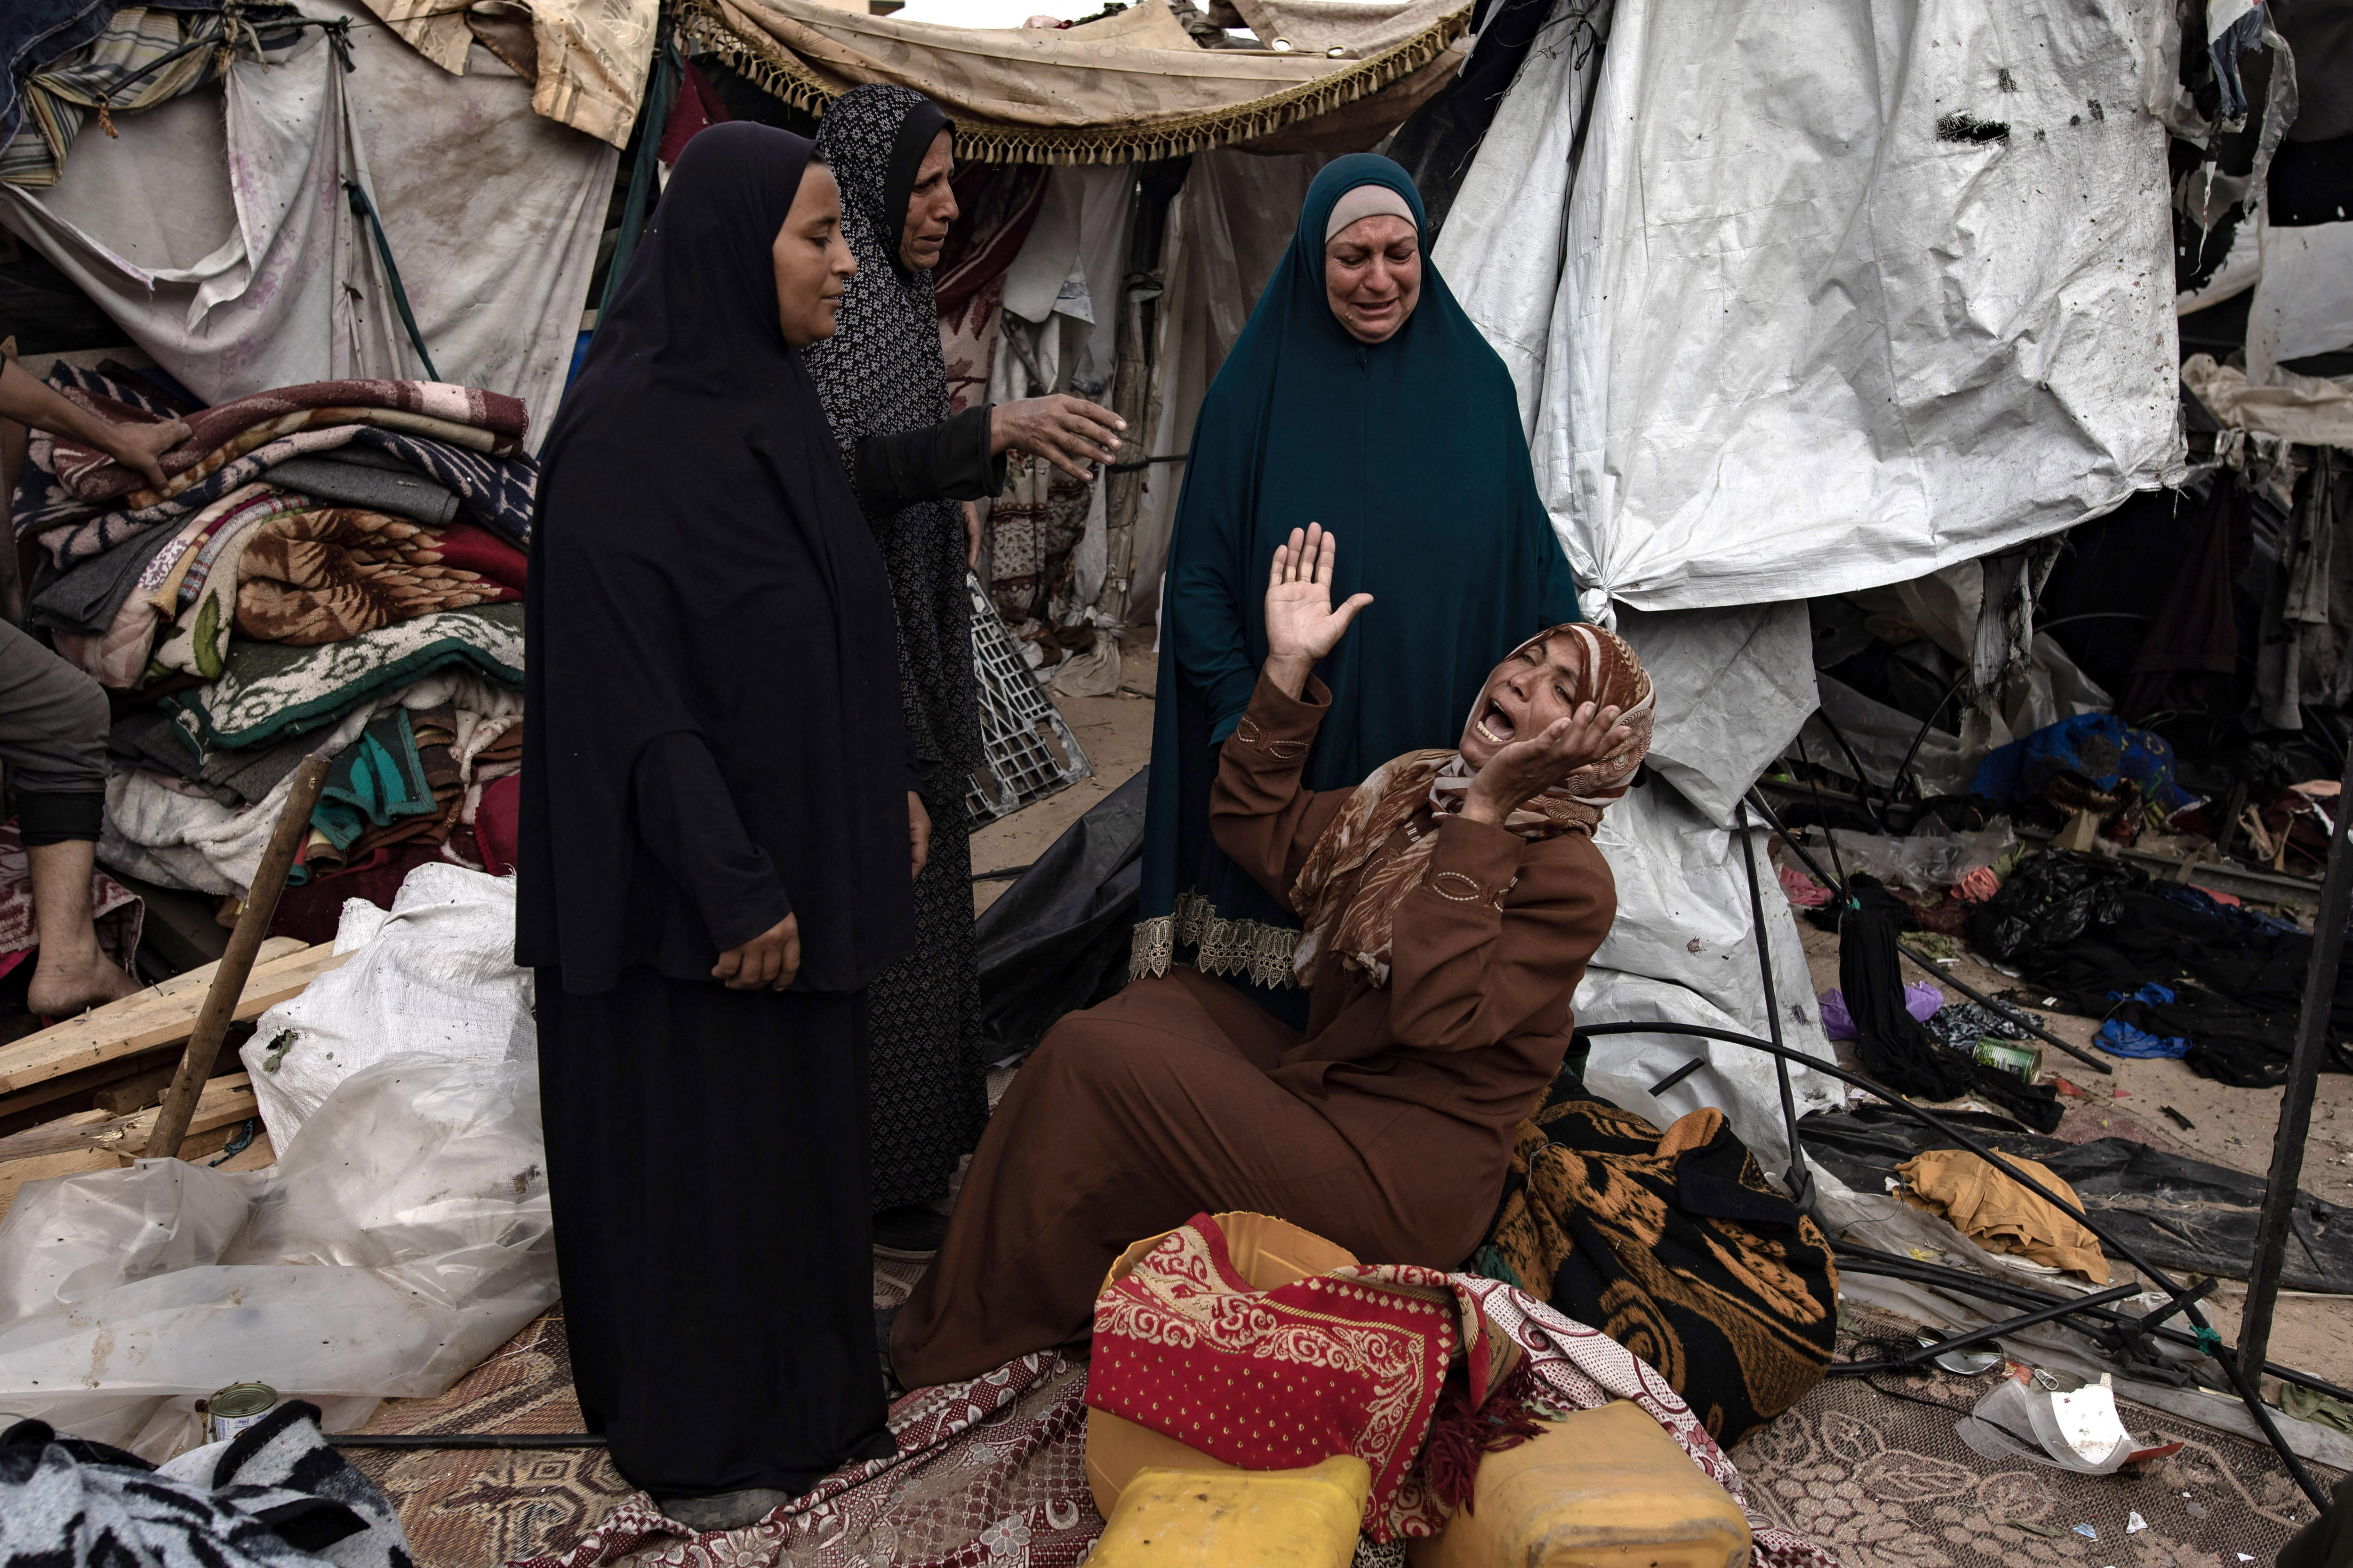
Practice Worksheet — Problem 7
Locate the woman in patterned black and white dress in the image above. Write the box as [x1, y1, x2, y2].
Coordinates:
[803, 85, 1124, 1253]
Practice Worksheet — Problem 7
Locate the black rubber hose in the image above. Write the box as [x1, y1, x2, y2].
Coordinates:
[1832, 1243, 2353, 1406]
[328, 1433, 605, 1449]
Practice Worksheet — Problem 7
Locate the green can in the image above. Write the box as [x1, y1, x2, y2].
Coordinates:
[1972, 1038, 2040, 1083]
[203, 1382, 278, 1443]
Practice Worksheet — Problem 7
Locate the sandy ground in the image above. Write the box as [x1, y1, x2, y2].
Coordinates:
[963, 642, 2353, 1394]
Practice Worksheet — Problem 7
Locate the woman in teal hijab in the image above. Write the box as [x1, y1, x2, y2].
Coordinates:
[1134, 154, 1582, 1019]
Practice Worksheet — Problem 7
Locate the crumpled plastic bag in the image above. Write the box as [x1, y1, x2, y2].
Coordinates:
[1818, 982, 1942, 1040]
[241, 864, 533, 1149]
[1825, 823, 2017, 896]
[0, 1054, 553, 1461]
[1963, 848, 2138, 961]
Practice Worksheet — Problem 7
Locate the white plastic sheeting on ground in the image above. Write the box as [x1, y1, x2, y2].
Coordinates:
[0, 864, 547, 1461]
[1129, 149, 1327, 625]
[242, 864, 535, 1147]
[0, 1056, 552, 1461]
[1438, 0, 2185, 614]
[0, 0, 614, 448]
[1574, 602, 1845, 1177]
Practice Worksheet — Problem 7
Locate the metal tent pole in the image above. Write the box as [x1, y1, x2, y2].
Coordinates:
[2238, 737, 2353, 1376]
[1734, 798, 1813, 1209]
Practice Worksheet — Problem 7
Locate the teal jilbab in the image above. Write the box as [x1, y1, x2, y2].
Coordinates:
[1132, 154, 1582, 1013]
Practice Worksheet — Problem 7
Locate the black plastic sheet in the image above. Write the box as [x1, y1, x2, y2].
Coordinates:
[972, 766, 1148, 1063]
[1799, 1104, 2353, 1293]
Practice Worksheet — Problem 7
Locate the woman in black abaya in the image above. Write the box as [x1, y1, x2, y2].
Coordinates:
[517, 124, 922, 1531]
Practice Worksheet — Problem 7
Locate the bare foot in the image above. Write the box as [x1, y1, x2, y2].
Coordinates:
[26, 948, 141, 1017]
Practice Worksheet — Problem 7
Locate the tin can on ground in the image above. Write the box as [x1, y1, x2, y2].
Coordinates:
[201, 1382, 278, 1443]
[1972, 1038, 2042, 1082]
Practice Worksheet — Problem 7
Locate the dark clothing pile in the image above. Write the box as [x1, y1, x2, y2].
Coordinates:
[1969, 850, 2349, 1087]
[1840, 874, 2065, 1131]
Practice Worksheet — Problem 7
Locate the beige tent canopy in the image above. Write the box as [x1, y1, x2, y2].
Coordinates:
[680, 0, 1469, 163]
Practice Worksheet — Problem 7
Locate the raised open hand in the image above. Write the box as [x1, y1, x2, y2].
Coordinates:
[1461, 700, 1634, 825]
[1263, 524, 1373, 693]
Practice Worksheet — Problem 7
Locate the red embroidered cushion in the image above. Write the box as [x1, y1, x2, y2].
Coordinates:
[1085, 1212, 1461, 1537]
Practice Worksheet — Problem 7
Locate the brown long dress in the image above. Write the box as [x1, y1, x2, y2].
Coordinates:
[892, 672, 1617, 1387]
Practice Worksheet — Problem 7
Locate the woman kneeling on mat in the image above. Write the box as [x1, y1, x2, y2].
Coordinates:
[893, 523, 1652, 1387]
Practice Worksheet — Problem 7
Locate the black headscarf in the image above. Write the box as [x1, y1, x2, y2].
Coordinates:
[804, 86, 979, 798]
[517, 123, 916, 995]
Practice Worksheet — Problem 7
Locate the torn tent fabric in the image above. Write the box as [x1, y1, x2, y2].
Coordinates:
[1435, 0, 2182, 614]
[0, 5, 306, 189]
[0, 6, 613, 442]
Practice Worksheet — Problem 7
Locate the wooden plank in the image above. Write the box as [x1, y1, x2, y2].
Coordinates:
[0, 1072, 258, 1163]
[0, 1073, 262, 1224]
[0, 943, 344, 1096]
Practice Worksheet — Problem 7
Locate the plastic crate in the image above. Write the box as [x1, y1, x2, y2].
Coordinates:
[966, 574, 1093, 824]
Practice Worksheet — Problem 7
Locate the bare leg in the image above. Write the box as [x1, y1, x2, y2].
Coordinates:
[25, 838, 138, 1016]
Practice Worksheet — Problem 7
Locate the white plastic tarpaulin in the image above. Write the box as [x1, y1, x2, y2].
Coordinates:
[1438, 0, 2187, 614]
[0, 868, 549, 1462]
[1573, 602, 1846, 1173]
[0, 0, 615, 450]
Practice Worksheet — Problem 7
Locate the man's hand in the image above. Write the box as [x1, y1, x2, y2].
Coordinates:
[103, 416, 191, 491]
[1261, 523, 1373, 698]
[909, 790, 931, 881]
[1461, 702, 1633, 826]
[991, 395, 1125, 481]
[712, 913, 801, 991]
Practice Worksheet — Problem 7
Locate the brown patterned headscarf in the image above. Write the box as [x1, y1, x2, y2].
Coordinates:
[1288, 623, 1653, 988]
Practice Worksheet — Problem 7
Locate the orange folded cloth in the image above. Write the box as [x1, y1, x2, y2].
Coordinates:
[1897, 1148, 2110, 1282]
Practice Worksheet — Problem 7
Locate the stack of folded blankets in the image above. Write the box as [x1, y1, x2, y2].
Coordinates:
[12, 368, 534, 933]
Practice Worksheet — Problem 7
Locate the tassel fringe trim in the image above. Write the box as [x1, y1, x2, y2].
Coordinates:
[1130, 888, 1302, 990]
[678, 0, 1471, 166]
